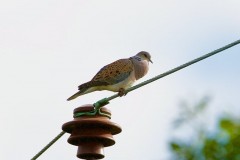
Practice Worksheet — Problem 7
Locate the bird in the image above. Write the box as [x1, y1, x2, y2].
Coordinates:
[67, 51, 152, 101]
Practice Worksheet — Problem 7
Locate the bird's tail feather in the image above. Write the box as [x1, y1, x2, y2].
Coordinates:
[67, 81, 102, 101]
[67, 91, 83, 101]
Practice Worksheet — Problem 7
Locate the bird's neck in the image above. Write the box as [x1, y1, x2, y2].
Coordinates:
[130, 56, 142, 61]
[130, 57, 149, 80]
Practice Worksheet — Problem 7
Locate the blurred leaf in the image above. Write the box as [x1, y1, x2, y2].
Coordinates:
[172, 117, 187, 128]
[172, 96, 211, 128]
[170, 142, 181, 151]
[194, 96, 210, 113]
[220, 118, 235, 134]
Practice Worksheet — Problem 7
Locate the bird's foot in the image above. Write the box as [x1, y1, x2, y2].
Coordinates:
[118, 88, 127, 97]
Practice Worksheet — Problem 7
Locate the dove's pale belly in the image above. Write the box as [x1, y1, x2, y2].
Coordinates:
[85, 71, 136, 93]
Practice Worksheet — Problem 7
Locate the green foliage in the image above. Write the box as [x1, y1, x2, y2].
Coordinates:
[170, 98, 240, 160]
[201, 117, 240, 160]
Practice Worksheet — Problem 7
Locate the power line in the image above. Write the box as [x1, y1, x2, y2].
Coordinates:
[31, 39, 240, 159]
[31, 131, 65, 160]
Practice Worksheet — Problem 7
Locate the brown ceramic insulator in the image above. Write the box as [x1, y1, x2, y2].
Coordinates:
[62, 104, 122, 160]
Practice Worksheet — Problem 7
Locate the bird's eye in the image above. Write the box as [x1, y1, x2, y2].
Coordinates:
[143, 54, 147, 57]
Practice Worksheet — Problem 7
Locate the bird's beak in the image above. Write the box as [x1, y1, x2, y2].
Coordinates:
[149, 59, 153, 63]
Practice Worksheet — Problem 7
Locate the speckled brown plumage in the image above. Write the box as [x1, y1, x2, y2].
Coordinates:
[78, 59, 133, 92]
[92, 59, 133, 82]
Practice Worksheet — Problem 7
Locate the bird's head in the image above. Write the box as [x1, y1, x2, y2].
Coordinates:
[136, 51, 153, 63]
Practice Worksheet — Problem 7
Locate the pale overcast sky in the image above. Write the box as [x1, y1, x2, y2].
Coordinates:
[0, 0, 240, 160]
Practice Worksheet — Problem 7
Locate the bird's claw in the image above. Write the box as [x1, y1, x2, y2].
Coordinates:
[118, 88, 127, 97]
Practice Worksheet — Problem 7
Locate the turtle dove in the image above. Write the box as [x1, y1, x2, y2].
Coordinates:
[67, 51, 152, 101]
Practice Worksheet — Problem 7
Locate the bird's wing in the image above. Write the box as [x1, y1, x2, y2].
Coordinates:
[92, 58, 133, 85]
[78, 58, 133, 91]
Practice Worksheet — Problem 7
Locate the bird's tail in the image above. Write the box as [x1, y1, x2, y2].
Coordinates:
[67, 91, 84, 101]
[67, 81, 101, 101]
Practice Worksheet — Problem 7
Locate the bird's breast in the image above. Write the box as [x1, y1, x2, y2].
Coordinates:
[132, 60, 149, 80]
